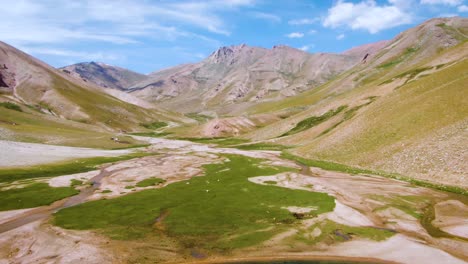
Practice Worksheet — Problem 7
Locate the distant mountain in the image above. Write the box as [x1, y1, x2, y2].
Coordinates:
[60, 62, 148, 90]
[0, 41, 188, 134]
[243, 17, 468, 187]
[128, 44, 363, 113]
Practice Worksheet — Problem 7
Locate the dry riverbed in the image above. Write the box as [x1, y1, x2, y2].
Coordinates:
[0, 137, 467, 264]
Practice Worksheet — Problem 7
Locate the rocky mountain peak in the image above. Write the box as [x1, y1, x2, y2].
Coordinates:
[208, 44, 251, 64]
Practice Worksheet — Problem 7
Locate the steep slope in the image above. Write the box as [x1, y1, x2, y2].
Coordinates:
[129, 44, 361, 114]
[60, 62, 147, 90]
[242, 17, 468, 187]
[0, 41, 189, 147]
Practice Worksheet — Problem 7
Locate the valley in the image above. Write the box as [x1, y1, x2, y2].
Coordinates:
[0, 137, 467, 263]
[0, 15, 467, 264]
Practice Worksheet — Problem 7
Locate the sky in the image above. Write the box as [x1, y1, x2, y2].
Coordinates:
[1, 0, 467, 73]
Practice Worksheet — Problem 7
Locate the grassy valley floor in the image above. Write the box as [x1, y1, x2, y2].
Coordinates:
[0, 137, 466, 264]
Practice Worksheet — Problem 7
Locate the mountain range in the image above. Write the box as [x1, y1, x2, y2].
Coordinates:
[1, 16, 467, 187]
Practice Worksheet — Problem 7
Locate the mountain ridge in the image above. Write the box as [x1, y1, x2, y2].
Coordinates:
[60, 61, 148, 90]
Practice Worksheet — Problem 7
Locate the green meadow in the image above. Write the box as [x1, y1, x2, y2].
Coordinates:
[53, 155, 335, 251]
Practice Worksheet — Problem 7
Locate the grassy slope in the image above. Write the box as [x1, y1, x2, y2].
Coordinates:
[0, 107, 147, 148]
[1, 66, 187, 148]
[296, 59, 467, 167]
[239, 37, 468, 188]
[51, 73, 166, 131]
[54, 155, 335, 250]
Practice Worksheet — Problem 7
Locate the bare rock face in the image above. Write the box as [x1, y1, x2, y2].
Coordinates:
[0, 64, 16, 89]
[129, 44, 359, 113]
[60, 62, 147, 90]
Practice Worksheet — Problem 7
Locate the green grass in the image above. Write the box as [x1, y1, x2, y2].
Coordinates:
[371, 195, 431, 219]
[136, 177, 166, 187]
[0, 153, 149, 183]
[380, 66, 433, 86]
[297, 220, 394, 245]
[186, 113, 213, 123]
[0, 102, 22, 112]
[0, 183, 78, 211]
[129, 132, 172, 137]
[234, 143, 292, 151]
[436, 23, 467, 42]
[281, 152, 468, 196]
[377, 47, 419, 69]
[281, 106, 347, 137]
[317, 98, 378, 137]
[0, 107, 150, 149]
[303, 60, 468, 191]
[70, 179, 83, 187]
[53, 155, 335, 251]
[49, 73, 172, 132]
[139, 121, 168, 130]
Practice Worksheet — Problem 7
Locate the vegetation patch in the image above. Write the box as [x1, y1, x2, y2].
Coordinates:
[436, 23, 467, 42]
[0, 183, 78, 211]
[0, 102, 22, 112]
[297, 219, 394, 245]
[130, 132, 172, 138]
[140, 121, 168, 130]
[70, 179, 84, 187]
[370, 195, 431, 219]
[281, 106, 347, 137]
[281, 152, 468, 195]
[186, 113, 213, 123]
[380, 66, 433, 86]
[53, 155, 335, 251]
[0, 153, 149, 183]
[234, 143, 292, 151]
[136, 177, 166, 187]
[377, 47, 419, 69]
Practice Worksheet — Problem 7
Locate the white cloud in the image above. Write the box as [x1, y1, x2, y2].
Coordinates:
[286, 32, 304, 38]
[249, 11, 281, 23]
[458, 4, 468, 11]
[20, 47, 123, 62]
[336, 34, 345, 40]
[299, 44, 314, 51]
[288, 18, 319, 25]
[0, 0, 253, 48]
[323, 0, 413, 34]
[420, 0, 462, 6]
[308, 29, 318, 34]
[389, 0, 416, 9]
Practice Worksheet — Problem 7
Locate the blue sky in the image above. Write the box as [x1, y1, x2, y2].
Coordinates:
[1, 0, 467, 73]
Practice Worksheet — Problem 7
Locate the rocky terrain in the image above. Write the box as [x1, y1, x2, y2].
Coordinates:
[128, 44, 362, 113]
[60, 62, 148, 90]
